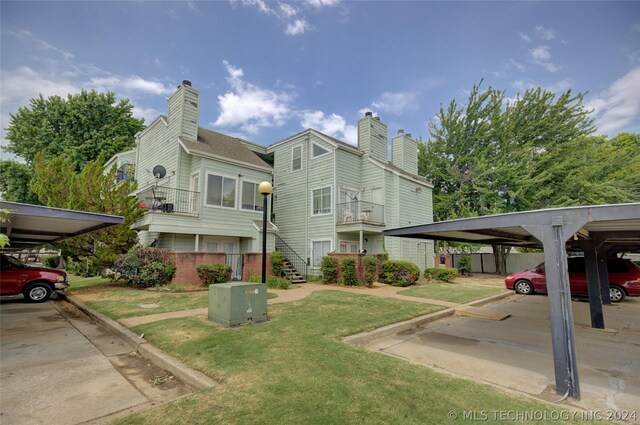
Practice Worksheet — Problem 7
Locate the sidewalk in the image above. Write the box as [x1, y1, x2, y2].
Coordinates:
[117, 282, 466, 328]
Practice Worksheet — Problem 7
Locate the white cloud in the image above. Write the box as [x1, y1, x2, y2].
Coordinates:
[90, 76, 174, 96]
[371, 91, 418, 115]
[528, 45, 563, 72]
[300, 110, 356, 145]
[587, 67, 640, 134]
[530, 45, 551, 61]
[132, 106, 163, 123]
[212, 60, 293, 134]
[236, 0, 272, 14]
[279, 3, 298, 17]
[518, 32, 532, 43]
[534, 26, 556, 41]
[304, 0, 340, 8]
[285, 19, 310, 35]
[493, 58, 526, 78]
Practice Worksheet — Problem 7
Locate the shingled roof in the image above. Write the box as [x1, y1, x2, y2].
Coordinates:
[179, 128, 272, 171]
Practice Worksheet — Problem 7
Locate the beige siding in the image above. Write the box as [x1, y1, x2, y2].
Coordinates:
[357, 115, 388, 162]
[391, 132, 418, 176]
[135, 119, 179, 190]
[398, 177, 432, 226]
[167, 85, 199, 141]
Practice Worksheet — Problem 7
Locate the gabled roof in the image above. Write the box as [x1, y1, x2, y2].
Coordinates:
[268, 128, 362, 155]
[367, 156, 433, 188]
[179, 128, 272, 172]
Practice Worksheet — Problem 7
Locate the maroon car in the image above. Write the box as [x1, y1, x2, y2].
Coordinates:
[0, 253, 70, 302]
[505, 257, 640, 302]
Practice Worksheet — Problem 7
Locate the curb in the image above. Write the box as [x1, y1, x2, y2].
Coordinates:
[343, 291, 514, 346]
[64, 294, 216, 391]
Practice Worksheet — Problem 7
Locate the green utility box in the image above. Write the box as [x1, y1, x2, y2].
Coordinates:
[208, 282, 268, 327]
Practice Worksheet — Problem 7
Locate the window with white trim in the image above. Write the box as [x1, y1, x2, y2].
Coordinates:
[292, 145, 302, 171]
[312, 187, 331, 215]
[206, 174, 236, 208]
[312, 143, 329, 158]
[241, 181, 263, 211]
[312, 240, 332, 267]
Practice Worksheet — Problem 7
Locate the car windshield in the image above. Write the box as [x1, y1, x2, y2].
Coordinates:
[3, 255, 26, 267]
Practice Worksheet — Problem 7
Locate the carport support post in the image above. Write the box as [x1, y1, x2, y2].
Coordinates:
[525, 218, 580, 399]
[596, 241, 611, 305]
[582, 240, 605, 329]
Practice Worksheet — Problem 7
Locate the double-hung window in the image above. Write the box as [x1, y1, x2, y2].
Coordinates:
[241, 181, 263, 211]
[311, 240, 332, 267]
[292, 146, 302, 171]
[206, 174, 236, 208]
[312, 187, 331, 215]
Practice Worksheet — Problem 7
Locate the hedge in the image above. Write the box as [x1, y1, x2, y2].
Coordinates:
[113, 247, 176, 288]
[197, 264, 232, 286]
[321, 256, 339, 284]
[363, 256, 377, 287]
[458, 255, 472, 276]
[424, 267, 459, 282]
[42, 255, 59, 268]
[339, 257, 359, 286]
[379, 260, 420, 287]
[270, 251, 285, 276]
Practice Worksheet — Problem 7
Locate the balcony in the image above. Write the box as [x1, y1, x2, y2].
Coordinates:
[138, 186, 200, 217]
[336, 201, 384, 226]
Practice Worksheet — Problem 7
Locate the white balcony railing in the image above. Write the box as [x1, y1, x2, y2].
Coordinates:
[336, 201, 384, 225]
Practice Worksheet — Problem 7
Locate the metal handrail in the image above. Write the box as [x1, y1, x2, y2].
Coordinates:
[137, 186, 200, 217]
[336, 201, 384, 225]
[275, 235, 307, 277]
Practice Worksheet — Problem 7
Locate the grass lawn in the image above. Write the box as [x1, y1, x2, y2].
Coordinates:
[111, 291, 577, 425]
[68, 275, 276, 319]
[399, 282, 508, 304]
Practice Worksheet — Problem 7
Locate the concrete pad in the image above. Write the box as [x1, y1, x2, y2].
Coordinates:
[357, 295, 640, 416]
[0, 301, 148, 425]
[454, 305, 510, 320]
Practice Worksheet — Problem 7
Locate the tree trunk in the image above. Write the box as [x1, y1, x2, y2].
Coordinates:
[493, 244, 510, 275]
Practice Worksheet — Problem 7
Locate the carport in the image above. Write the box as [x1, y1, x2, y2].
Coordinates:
[0, 201, 124, 249]
[383, 203, 640, 400]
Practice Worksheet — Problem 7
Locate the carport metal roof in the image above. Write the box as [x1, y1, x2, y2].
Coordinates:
[384, 203, 640, 253]
[0, 201, 124, 250]
[383, 202, 640, 401]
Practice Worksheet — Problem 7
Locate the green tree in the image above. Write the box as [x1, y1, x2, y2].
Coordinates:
[4, 90, 144, 169]
[420, 82, 597, 274]
[2, 90, 144, 202]
[0, 160, 39, 204]
[32, 152, 142, 273]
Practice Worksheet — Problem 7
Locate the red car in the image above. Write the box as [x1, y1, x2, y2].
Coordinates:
[0, 253, 70, 302]
[505, 257, 640, 303]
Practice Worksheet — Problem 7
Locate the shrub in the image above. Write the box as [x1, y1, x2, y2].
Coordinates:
[197, 264, 232, 286]
[320, 256, 339, 284]
[65, 256, 102, 277]
[339, 257, 359, 286]
[270, 251, 285, 276]
[42, 255, 59, 268]
[247, 273, 261, 283]
[113, 246, 176, 288]
[267, 275, 291, 289]
[379, 260, 420, 287]
[363, 256, 378, 287]
[458, 255, 472, 276]
[424, 267, 459, 283]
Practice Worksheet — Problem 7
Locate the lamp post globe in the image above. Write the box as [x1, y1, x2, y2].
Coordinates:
[259, 181, 272, 283]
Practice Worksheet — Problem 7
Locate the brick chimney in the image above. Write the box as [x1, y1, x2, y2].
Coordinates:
[167, 80, 200, 141]
[391, 129, 418, 175]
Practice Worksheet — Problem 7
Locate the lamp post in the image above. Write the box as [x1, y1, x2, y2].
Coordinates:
[258, 181, 273, 284]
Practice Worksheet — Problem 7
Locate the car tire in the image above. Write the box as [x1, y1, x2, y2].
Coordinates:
[514, 279, 534, 295]
[23, 283, 52, 303]
[609, 285, 626, 303]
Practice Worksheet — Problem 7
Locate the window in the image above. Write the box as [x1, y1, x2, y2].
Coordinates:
[312, 143, 329, 158]
[292, 146, 302, 171]
[206, 174, 236, 208]
[340, 241, 359, 253]
[241, 181, 263, 211]
[312, 187, 331, 215]
[312, 240, 332, 267]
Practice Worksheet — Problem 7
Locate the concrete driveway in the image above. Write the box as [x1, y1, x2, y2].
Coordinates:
[0, 299, 190, 425]
[362, 294, 640, 416]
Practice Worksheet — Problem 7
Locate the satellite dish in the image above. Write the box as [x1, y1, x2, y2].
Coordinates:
[152, 165, 166, 179]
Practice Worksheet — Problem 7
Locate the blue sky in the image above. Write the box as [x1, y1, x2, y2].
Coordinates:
[1, 1, 639, 160]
